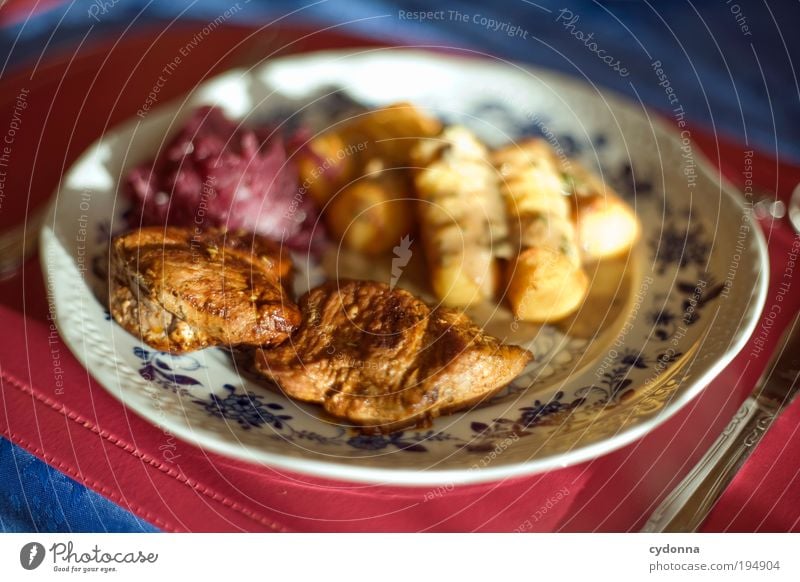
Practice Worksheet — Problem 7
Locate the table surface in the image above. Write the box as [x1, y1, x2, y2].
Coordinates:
[1, 0, 799, 532]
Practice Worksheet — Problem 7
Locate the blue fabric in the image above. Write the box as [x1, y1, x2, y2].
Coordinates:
[0, 438, 157, 532]
[1, 0, 797, 532]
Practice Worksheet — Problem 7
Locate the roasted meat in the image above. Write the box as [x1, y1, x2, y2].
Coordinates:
[110, 281, 213, 352]
[254, 280, 532, 432]
[110, 226, 301, 352]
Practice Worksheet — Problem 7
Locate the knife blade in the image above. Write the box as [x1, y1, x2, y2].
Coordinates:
[642, 310, 800, 532]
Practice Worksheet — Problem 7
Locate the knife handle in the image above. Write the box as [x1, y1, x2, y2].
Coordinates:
[641, 396, 776, 532]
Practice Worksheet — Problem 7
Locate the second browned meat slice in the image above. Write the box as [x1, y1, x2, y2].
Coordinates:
[110, 226, 300, 352]
[254, 280, 532, 432]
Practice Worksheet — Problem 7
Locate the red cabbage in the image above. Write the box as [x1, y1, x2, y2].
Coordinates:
[125, 106, 324, 252]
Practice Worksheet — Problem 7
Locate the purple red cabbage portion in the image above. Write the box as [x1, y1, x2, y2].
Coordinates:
[124, 106, 324, 252]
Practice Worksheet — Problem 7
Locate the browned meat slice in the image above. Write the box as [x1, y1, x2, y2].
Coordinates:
[110, 226, 300, 352]
[254, 280, 532, 432]
[109, 282, 213, 352]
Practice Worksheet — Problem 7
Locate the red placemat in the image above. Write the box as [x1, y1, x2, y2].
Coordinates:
[1, 23, 799, 532]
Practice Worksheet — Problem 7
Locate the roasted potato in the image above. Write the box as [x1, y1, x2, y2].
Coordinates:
[412, 126, 507, 307]
[501, 137, 640, 261]
[492, 140, 587, 322]
[505, 247, 590, 322]
[533, 141, 639, 261]
[346, 102, 443, 164]
[325, 169, 415, 255]
[573, 191, 641, 261]
[296, 103, 442, 206]
[296, 131, 359, 207]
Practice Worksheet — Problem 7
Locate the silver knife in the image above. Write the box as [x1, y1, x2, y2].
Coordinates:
[642, 310, 800, 532]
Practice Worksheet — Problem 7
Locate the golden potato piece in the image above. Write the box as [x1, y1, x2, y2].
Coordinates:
[497, 137, 640, 261]
[325, 171, 414, 255]
[505, 247, 589, 322]
[412, 126, 508, 307]
[296, 132, 359, 207]
[348, 101, 443, 164]
[544, 148, 639, 261]
[574, 192, 640, 260]
[431, 252, 499, 308]
[297, 102, 442, 206]
[492, 140, 588, 321]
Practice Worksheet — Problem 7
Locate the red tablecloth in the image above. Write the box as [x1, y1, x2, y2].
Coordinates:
[0, 24, 798, 532]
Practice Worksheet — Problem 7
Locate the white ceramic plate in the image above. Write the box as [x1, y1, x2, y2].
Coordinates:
[41, 48, 768, 485]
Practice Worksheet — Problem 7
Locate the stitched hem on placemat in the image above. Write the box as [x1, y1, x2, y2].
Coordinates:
[0, 367, 290, 532]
